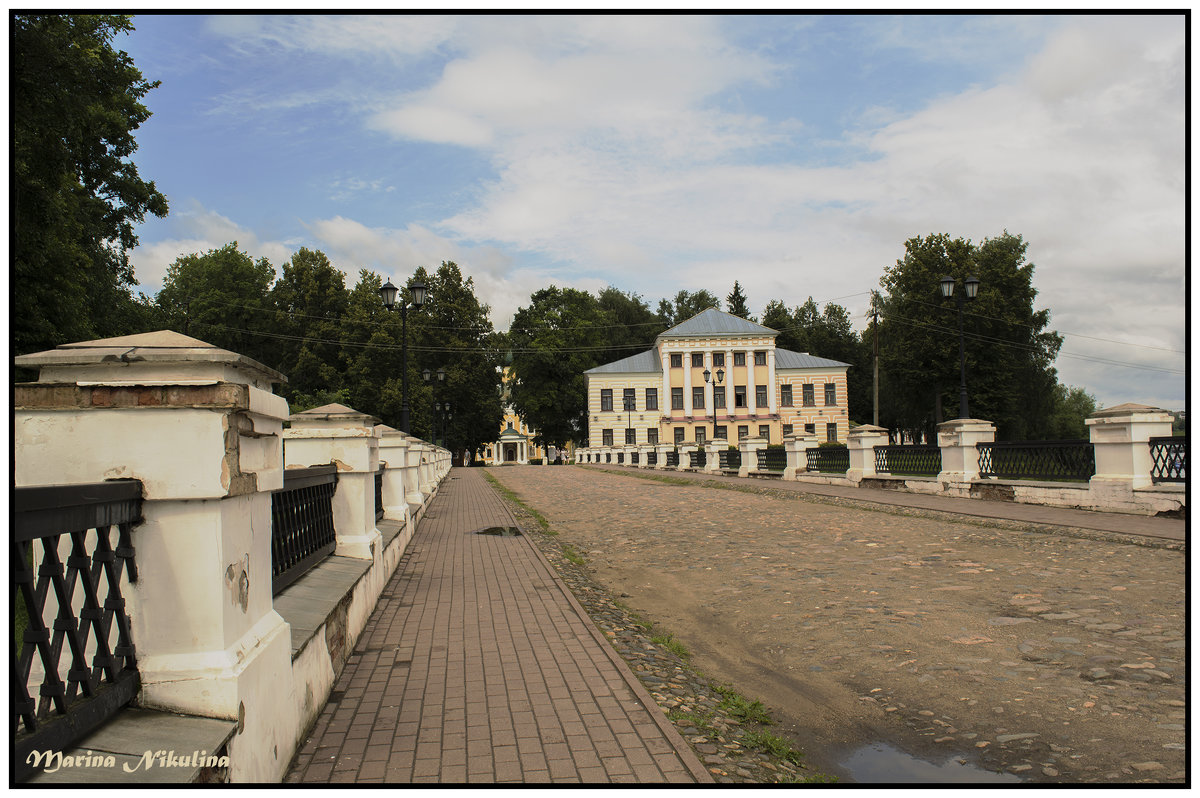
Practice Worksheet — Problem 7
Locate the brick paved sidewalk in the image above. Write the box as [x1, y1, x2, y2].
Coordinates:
[285, 468, 709, 784]
[587, 464, 1184, 542]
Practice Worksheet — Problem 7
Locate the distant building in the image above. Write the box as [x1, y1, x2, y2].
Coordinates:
[480, 367, 572, 464]
[583, 308, 850, 448]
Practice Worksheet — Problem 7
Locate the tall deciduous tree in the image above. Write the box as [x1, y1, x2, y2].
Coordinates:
[13, 14, 168, 354]
[508, 287, 610, 448]
[596, 286, 667, 363]
[269, 248, 350, 404]
[656, 289, 721, 327]
[877, 232, 1063, 440]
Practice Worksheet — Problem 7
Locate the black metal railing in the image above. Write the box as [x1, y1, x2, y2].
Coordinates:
[272, 465, 338, 595]
[375, 466, 385, 522]
[647, 451, 658, 467]
[617, 452, 625, 464]
[606, 452, 612, 463]
[1149, 437, 1186, 483]
[756, 448, 787, 472]
[977, 440, 1095, 481]
[631, 451, 640, 465]
[14, 480, 143, 781]
[719, 449, 741, 472]
[806, 447, 849, 474]
[665, 450, 680, 468]
[689, 449, 707, 469]
[874, 445, 941, 476]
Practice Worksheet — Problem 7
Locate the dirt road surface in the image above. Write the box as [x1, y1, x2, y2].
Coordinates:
[486, 465, 1187, 784]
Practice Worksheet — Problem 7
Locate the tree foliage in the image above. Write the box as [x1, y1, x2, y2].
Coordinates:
[656, 289, 720, 327]
[725, 281, 753, 320]
[13, 14, 168, 354]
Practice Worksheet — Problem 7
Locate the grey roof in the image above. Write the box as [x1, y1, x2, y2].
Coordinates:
[658, 308, 778, 339]
[775, 348, 850, 369]
[584, 348, 661, 375]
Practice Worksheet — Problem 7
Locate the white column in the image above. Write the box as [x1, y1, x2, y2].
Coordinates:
[767, 349, 778, 414]
[661, 349, 671, 420]
[704, 351, 714, 417]
[746, 351, 756, 415]
[683, 350, 693, 416]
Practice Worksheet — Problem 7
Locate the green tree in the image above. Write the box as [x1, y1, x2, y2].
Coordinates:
[155, 243, 277, 366]
[596, 286, 667, 362]
[877, 232, 1063, 440]
[269, 248, 350, 402]
[508, 287, 610, 448]
[725, 281, 753, 320]
[656, 289, 721, 327]
[1046, 385, 1098, 440]
[13, 14, 168, 354]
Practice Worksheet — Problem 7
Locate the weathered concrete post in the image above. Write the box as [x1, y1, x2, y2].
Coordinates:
[14, 331, 296, 782]
[677, 441, 699, 471]
[374, 425, 412, 525]
[937, 418, 996, 490]
[285, 404, 383, 561]
[782, 432, 820, 480]
[655, 443, 674, 470]
[702, 441, 724, 474]
[402, 435, 425, 511]
[846, 425, 888, 483]
[637, 444, 653, 468]
[737, 436, 767, 478]
[1087, 403, 1175, 495]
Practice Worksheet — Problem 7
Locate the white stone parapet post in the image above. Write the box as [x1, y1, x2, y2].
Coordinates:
[702, 441, 724, 474]
[678, 442, 699, 471]
[846, 425, 888, 483]
[637, 445, 653, 468]
[285, 404, 384, 561]
[783, 432, 820, 480]
[375, 425, 412, 524]
[1087, 403, 1175, 493]
[14, 331, 296, 782]
[655, 444, 674, 470]
[936, 418, 996, 485]
[415, 440, 435, 499]
[737, 436, 768, 477]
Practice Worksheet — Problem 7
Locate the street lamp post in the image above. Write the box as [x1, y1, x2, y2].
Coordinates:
[939, 274, 981, 419]
[380, 277, 428, 434]
[424, 368, 447, 445]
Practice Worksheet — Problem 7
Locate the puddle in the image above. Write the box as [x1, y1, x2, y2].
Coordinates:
[839, 742, 1021, 784]
[475, 526, 522, 537]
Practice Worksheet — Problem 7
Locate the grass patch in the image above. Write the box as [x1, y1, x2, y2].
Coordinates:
[712, 684, 773, 725]
[667, 708, 716, 734]
[562, 545, 586, 566]
[650, 630, 690, 660]
[482, 471, 556, 534]
[742, 730, 806, 766]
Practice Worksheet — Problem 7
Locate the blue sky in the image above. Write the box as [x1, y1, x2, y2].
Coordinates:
[117, 13, 1186, 410]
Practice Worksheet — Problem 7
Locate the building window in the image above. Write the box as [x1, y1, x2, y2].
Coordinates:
[783, 424, 793, 436]
[737, 425, 749, 439]
[692, 387, 705, 409]
[626, 427, 636, 445]
[754, 351, 766, 366]
[714, 352, 725, 367]
[601, 389, 613, 412]
[734, 352, 746, 366]
[623, 388, 636, 411]
[715, 425, 727, 439]
[755, 385, 768, 407]
[805, 423, 815, 434]
[827, 423, 838, 442]
[734, 386, 747, 408]
[670, 353, 682, 368]
[674, 427, 685, 444]
[671, 387, 684, 410]
[759, 425, 770, 440]
[645, 388, 658, 410]
[696, 427, 706, 443]
[691, 352, 704, 367]
[802, 384, 815, 407]
[780, 384, 793, 406]
[648, 428, 658, 444]
[824, 383, 837, 406]
[602, 429, 613, 446]
[714, 386, 726, 408]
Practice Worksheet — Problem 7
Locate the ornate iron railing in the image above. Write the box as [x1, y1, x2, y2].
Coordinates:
[977, 440, 1094, 481]
[647, 451, 658, 467]
[874, 445, 941, 476]
[14, 480, 143, 781]
[719, 449, 741, 472]
[1149, 437, 1186, 483]
[689, 449, 707, 469]
[756, 448, 787, 472]
[806, 447, 849, 474]
[665, 450, 680, 468]
[272, 465, 338, 595]
[375, 466, 385, 522]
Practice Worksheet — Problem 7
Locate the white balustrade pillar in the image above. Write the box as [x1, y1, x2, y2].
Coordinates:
[678, 441, 699, 471]
[702, 441, 724, 474]
[937, 418, 996, 484]
[375, 425, 412, 524]
[783, 432, 820, 480]
[846, 424, 888, 483]
[1087, 403, 1175, 492]
[738, 436, 768, 478]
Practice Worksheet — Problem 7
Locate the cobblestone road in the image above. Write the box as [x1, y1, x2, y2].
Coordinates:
[487, 465, 1187, 784]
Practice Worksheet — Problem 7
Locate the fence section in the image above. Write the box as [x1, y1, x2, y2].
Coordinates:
[756, 447, 787, 472]
[1149, 437, 1186, 483]
[13, 480, 143, 781]
[977, 440, 1095, 481]
[271, 465, 338, 595]
[806, 447, 849, 474]
[689, 449, 707, 469]
[874, 445, 942, 477]
[719, 448, 741, 472]
[375, 466, 384, 522]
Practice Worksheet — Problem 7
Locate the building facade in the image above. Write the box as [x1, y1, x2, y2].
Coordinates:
[584, 308, 851, 448]
[479, 367, 572, 464]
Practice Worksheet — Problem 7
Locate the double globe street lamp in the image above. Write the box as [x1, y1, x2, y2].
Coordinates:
[939, 274, 981, 420]
[379, 277, 427, 434]
[424, 368, 451, 448]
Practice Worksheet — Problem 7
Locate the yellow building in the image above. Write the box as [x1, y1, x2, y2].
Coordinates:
[480, 367, 573, 464]
[584, 308, 850, 448]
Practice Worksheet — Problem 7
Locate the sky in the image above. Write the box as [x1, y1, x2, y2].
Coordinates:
[115, 12, 1186, 411]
